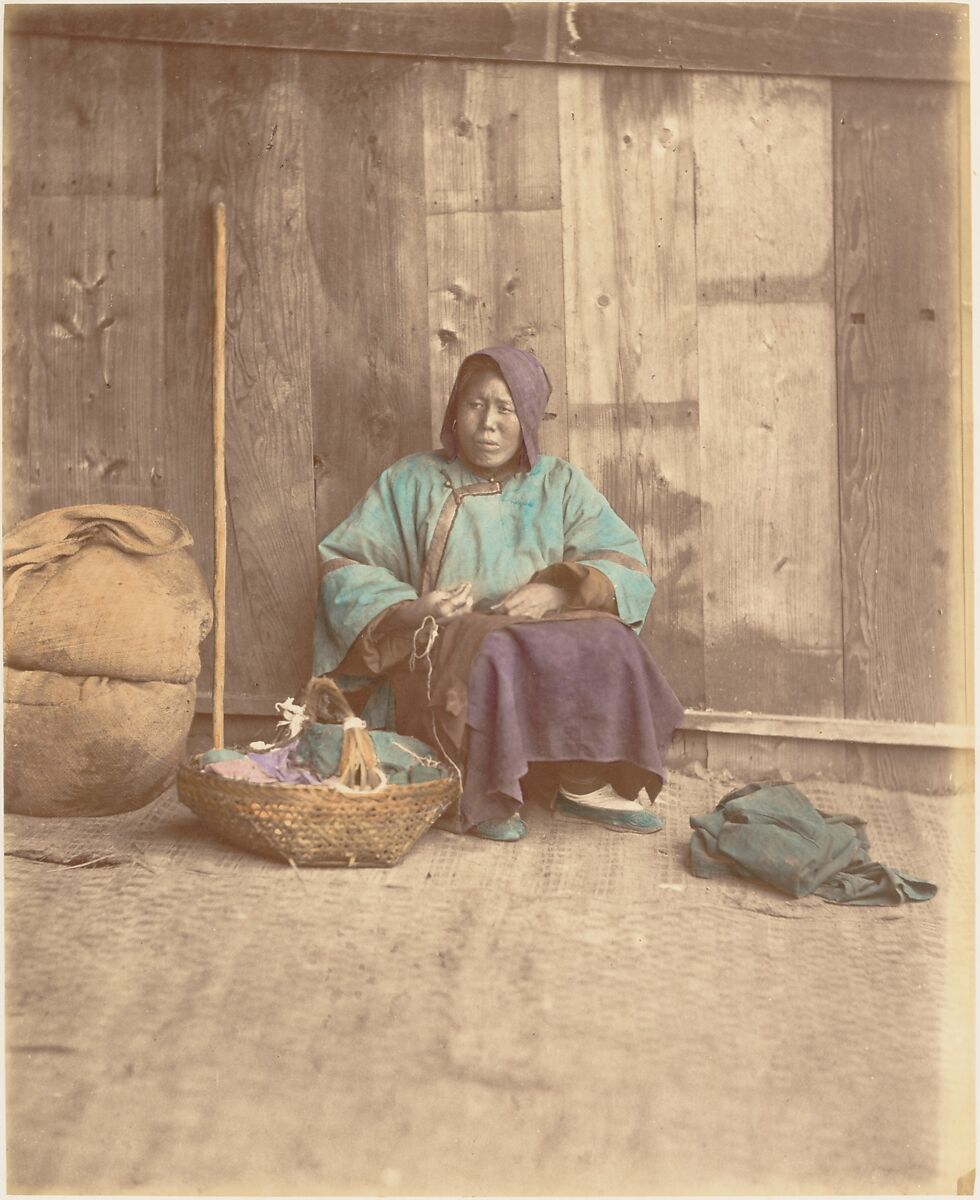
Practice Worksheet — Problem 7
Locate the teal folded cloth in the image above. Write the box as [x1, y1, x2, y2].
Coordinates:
[199, 748, 247, 764]
[689, 782, 937, 906]
[296, 723, 449, 786]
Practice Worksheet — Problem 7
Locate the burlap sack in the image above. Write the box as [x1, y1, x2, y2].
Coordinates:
[3, 668, 197, 817]
[4, 505, 213, 683]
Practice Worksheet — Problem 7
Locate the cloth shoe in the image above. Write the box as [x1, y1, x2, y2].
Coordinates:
[556, 784, 663, 834]
[473, 814, 528, 841]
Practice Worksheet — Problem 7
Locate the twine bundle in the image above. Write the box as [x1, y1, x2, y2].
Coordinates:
[302, 675, 386, 792]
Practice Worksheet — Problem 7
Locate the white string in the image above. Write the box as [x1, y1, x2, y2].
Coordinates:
[409, 614, 440, 674]
[407, 615, 463, 786]
[391, 740, 443, 770]
[342, 716, 366, 731]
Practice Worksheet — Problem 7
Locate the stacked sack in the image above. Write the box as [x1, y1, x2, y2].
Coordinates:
[4, 505, 213, 816]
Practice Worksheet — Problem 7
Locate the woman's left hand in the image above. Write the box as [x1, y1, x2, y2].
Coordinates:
[493, 582, 566, 618]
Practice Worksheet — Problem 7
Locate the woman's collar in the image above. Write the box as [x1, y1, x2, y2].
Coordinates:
[444, 453, 544, 484]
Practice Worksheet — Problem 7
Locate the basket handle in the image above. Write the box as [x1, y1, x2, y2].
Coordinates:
[302, 675, 385, 791]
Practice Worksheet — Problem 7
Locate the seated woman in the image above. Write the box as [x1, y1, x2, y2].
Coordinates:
[313, 346, 684, 841]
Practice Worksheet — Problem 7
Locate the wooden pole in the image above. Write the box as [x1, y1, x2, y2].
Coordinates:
[212, 201, 228, 750]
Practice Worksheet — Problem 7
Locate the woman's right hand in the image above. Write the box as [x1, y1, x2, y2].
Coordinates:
[394, 582, 474, 628]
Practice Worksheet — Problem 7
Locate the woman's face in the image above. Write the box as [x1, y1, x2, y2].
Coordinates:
[454, 367, 523, 476]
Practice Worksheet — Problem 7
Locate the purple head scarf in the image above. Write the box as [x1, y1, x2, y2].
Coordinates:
[440, 346, 553, 469]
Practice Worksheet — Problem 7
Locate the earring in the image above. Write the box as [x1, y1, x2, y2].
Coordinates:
[452, 420, 457, 430]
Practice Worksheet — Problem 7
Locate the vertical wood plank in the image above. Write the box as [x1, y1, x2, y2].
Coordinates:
[27, 35, 162, 196]
[162, 45, 317, 705]
[558, 64, 703, 702]
[693, 74, 843, 751]
[301, 54, 432, 538]
[958, 83, 973, 727]
[423, 59, 561, 214]
[3, 36, 33, 526]
[424, 58, 567, 459]
[28, 196, 165, 512]
[834, 80, 965, 733]
[426, 209, 567, 454]
[6, 35, 165, 526]
[18, 34, 165, 517]
[159, 45, 215, 611]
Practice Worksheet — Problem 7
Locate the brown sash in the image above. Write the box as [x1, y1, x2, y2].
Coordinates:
[567, 548, 646, 572]
[319, 555, 358, 582]
[420, 480, 502, 593]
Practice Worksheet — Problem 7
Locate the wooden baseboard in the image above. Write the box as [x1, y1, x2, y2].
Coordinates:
[195, 693, 281, 718]
[196, 693, 975, 751]
[678, 710, 974, 750]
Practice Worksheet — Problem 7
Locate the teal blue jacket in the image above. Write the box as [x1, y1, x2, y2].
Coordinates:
[314, 451, 655, 680]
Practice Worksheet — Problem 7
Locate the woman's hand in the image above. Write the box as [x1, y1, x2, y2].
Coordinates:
[492, 581, 566, 619]
[393, 582, 475, 628]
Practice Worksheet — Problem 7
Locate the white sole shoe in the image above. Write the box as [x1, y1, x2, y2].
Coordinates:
[557, 784, 645, 811]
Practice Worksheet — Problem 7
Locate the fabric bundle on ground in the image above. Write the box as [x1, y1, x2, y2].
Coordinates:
[689, 782, 938, 905]
[3, 669, 197, 818]
[4, 505, 212, 817]
[4, 504, 212, 683]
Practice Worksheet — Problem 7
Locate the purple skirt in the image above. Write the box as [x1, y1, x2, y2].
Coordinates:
[394, 614, 684, 831]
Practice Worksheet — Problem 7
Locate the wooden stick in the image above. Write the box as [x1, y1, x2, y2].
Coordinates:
[212, 201, 228, 750]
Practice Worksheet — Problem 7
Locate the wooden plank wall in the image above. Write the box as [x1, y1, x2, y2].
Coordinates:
[423, 58, 568, 452]
[834, 78, 967, 790]
[161, 45, 319, 705]
[558, 66, 702, 701]
[302, 53, 432, 537]
[12, 36, 165, 519]
[3, 21, 971, 788]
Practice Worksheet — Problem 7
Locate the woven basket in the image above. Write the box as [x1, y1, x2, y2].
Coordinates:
[177, 676, 459, 867]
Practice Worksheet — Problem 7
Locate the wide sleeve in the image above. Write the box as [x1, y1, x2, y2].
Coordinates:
[331, 602, 416, 677]
[559, 464, 656, 631]
[312, 467, 422, 675]
[531, 561, 618, 613]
